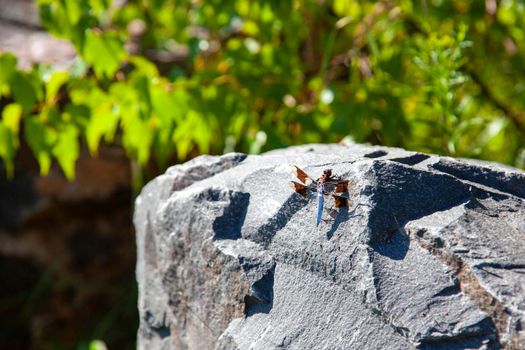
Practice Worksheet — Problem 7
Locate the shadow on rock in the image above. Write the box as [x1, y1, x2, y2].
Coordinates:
[417, 321, 500, 350]
[243, 262, 275, 317]
[212, 191, 250, 240]
[326, 206, 349, 240]
[252, 194, 309, 246]
[366, 161, 471, 244]
[372, 230, 410, 261]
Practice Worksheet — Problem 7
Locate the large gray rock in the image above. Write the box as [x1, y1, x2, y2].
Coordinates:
[134, 144, 525, 350]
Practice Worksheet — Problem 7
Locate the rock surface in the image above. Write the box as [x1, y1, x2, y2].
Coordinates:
[134, 144, 525, 350]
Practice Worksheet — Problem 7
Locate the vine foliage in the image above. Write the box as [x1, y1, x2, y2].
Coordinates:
[1, 0, 525, 180]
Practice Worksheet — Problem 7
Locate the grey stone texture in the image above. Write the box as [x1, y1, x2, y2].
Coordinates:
[134, 144, 525, 349]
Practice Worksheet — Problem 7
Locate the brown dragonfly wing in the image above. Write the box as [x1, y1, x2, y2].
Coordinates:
[322, 181, 348, 194]
[293, 165, 316, 185]
[323, 179, 349, 192]
[291, 181, 317, 197]
[331, 193, 348, 208]
[335, 179, 349, 193]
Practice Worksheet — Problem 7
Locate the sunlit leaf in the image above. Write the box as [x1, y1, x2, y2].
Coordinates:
[172, 111, 202, 159]
[64, 0, 83, 25]
[4, 0, 525, 181]
[0, 124, 15, 177]
[24, 118, 56, 175]
[479, 118, 508, 150]
[88, 339, 107, 350]
[86, 107, 119, 155]
[243, 20, 259, 36]
[128, 56, 159, 77]
[0, 54, 17, 95]
[121, 112, 153, 165]
[2, 103, 23, 135]
[52, 124, 79, 180]
[333, 0, 361, 18]
[84, 29, 125, 79]
[45, 71, 69, 103]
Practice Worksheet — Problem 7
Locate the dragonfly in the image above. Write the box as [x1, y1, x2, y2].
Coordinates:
[291, 165, 349, 226]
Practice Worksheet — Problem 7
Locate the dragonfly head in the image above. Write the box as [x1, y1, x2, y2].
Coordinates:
[319, 169, 332, 183]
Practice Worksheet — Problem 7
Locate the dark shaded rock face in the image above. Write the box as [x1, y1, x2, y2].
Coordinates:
[134, 144, 525, 350]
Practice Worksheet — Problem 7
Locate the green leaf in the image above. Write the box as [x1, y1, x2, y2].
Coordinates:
[0, 103, 23, 177]
[193, 114, 213, 154]
[171, 109, 214, 159]
[333, 0, 361, 18]
[38, 1, 71, 38]
[128, 56, 159, 77]
[10, 72, 39, 112]
[0, 54, 17, 95]
[45, 71, 69, 103]
[2, 103, 23, 135]
[64, 0, 84, 25]
[172, 115, 195, 160]
[24, 118, 56, 175]
[121, 111, 153, 165]
[64, 103, 91, 127]
[41, 106, 62, 125]
[84, 29, 125, 79]
[151, 88, 187, 125]
[0, 124, 15, 177]
[88, 339, 107, 350]
[86, 107, 119, 155]
[52, 124, 79, 180]
[88, 0, 110, 14]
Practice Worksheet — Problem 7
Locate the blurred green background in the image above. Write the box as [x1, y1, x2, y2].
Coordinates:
[1, 0, 525, 349]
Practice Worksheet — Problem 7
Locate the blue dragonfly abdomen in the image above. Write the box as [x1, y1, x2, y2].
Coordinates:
[316, 189, 324, 226]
